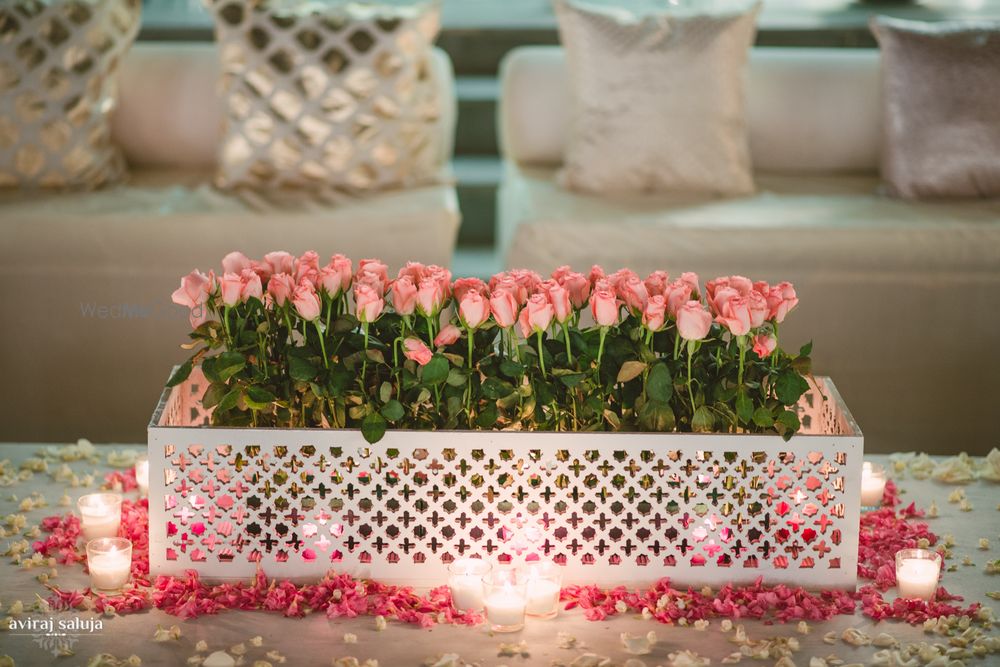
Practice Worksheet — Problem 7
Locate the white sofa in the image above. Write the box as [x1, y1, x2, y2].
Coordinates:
[0, 42, 459, 444]
[498, 46, 1000, 455]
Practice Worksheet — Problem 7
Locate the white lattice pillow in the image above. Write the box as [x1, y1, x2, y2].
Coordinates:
[208, 0, 443, 192]
[0, 0, 140, 188]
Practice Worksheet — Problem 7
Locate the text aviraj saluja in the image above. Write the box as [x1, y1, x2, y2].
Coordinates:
[8, 617, 104, 633]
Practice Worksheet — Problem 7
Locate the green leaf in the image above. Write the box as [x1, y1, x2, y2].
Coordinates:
[289, 355, 318, 382]
[201, 382, 228, 409]
[645, 363, 673, 402]
[692, 406, 715, 433]
[446, 368, 468, 387]
[799, 341, 813, 357]
[213, 351, 246, 383]
[476, 402, 499, 428]
[379, 382, 393, 403]
[534, 379, 554, 406]
[482, 377, 515, 400]
[361, 412, 387, 444]
[245, 385, 276, 410]
[557, 372, 586, 388]
[217, 388, 241, 413]
[774, 371, 810, 405]
[617, 360, 647, 384]
[420, 355, 449, 385]
[753, 405, 774, 428]
[499, 359, 525, 378]
[735, 390, 754, 424]
[638, 400, 676, 432]
[380, 399, 404, 422]
[791, 355, 812, 376]
[776, 409, 800, 434]
[166, 359, 193, 387]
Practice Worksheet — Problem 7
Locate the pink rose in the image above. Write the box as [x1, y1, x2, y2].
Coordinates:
[644, 271, 670, 297]
[619, 275, 649, 314]
[664, 280, 693, 317]
[590, 287, 619, 327]
[355, 270, 385, 296]
[172, 269, 214, 309]
[547, 282, 573, 324]
[434, 323, 462, 347]
[292, 281, 322, 321]
[560, 271, 590, 309]
[588, 264, 606, 288]
[319, 266, 343, 298]
[458, 291, 489, 329]
[609, 268, 639, 292]
[294, 251, 320, 286]
[753, 333, 777, 359]
[354, 284, 384, 324]
[396, 261, 426, 284]
[680, 272, 700, 299]
[748, 290, 769, 328]
[416, 278, 444, 317]
[495, 275, 527, 305]
[489, 289, 519, 328]
[249, 260, 272, 283]
[327, 254, 353, 292]
[642, 294, 667, 331]
[240, 269, 262, 302]
[518, 293, 554, 337]
[390, 276, 418, 316]
[551, 264, 573, 283]
[221, 251, 251, 275]
[453, 277, 488, 303]
[676, 300, 712, 341]
[264, 251, 294, 276]
[767, 282, 799, 323]
[403, 337, 432, 366]
[708, 286, 740, 316]
[706, 275, 752, 311]
[220, 272, 242, 307]
[357, 258, 388, 286]
[426, 265, 453, 298]
[715, 295, 752, 336]
[267, 273, 295, 307]
[188, 304, 210, 329]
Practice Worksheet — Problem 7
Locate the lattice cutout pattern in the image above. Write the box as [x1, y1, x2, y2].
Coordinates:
[149, 375, 862, 588]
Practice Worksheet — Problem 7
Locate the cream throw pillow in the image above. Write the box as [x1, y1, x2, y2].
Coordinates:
[208, 0, 442, 192]
[554, 0, 760, 196]
[0, 0, 140, 189]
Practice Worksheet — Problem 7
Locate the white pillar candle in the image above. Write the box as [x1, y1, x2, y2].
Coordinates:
[77, 493, 122, 541]
[86, 538, 132, 591]
[484, 586, 527, 629]
[860, 461, 887, 507]
[448, 558, 491, 611]
[896, 549, 941, 601]
[135, 456, 149, 496]
[523, 559, 562, 618]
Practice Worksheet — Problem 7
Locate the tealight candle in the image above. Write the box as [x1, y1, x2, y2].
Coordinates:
[860, 461, 887, 507]
[77, 493, 122, 541]
[135, 456, 149, 496]
[483, 568, 527, 632]
[447, 558, 491, 612]
[523, 559, 562, 619]
[895, 548, 941, 600]
[86, 537, 132, 591]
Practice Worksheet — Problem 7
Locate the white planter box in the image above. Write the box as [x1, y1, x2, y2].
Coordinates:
[148, 369, 863, 589]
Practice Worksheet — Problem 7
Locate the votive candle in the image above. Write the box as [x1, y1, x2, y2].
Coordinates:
[896, 548, 941, 600]
[448, 558, 491, 612]
[135, 456, 149, 496]
[860, 461, 887, 507]
[86, 537, 132, 591]
[77, 493, 122, 541]
[483, 568, 527, 632]
[523, 559, 562, 619]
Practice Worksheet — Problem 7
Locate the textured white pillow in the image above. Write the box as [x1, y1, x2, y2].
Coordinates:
[554, 0, 760, 196]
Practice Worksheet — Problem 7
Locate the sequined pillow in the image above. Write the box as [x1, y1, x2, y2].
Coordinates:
[0, 0, 140, 189]
[871, 17, 1000, 199]
[208, 0, 442, 192]
[554, 0, 759, 196]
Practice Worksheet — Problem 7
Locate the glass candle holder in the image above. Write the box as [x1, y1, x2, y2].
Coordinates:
[523, 559, 562, 619]
[448, 558, 491, 612]
[895, 548, 942, 600]
[77, 493, 123, 541]
[482, 568, 527, 633]
[134, 456, 149, 496]
[86, 537, 133, 592]
[860, 461, 887, 508]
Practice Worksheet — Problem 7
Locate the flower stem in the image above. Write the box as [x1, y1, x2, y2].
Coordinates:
[361, 322, 370, 383]
[466, 328, 475, 425]
[536, 330, 547, 377]
[563, 323, 573, 363]
[314, 321, 329, 369]
[673, 329, 680, 361]
[686, 340, 697, 412]
[737, 335, 746, 388]
[597, 326, 608, 367]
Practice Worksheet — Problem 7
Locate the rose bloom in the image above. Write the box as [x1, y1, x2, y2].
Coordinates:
[642, 294, 667, 331]
[264, 251, 295, 276]
[706, 275, 752, 311]
[294, 251, 320, 286]
[416, 278, 444, 316]
[425, 265, 453, 298]
[249, 259, 273, 283]
[240, 269, 262, 302]
[403, 337, 433, 366]
[318, 266, 344, 298]
[715, 295, 752, 336]
[327, 254, 353, 292]
[489, 289, 519, 328]
[664, 280, 693, 317]
[588, 264, 606, 288]
[355, 270, 385, 296]
[292, 281, 322, 321]
[590, 287, 619, 327]
[453, 277, 488, 302]
[434, 323, 462, 347]
[748, 290, 769, 328]
[390, 276, 418, 316]
[171, 269, 214, 309]
[357, 258, 388, 286]
[510, 268, 542, 296]
[609, 268, 639, 293]
[767, 281, 799, 323]
[619, 275, 649, 313]
[708, 285, 740, 317]
[222, 251, 252, 275]
[518, 293, 554, 337]
[644, 270, 670, 297]
[354, 284, 384, 324]
[547, 282, 573, 324]
[459, 291, 490, 329]
[753, 333, 777, 358]
[560, 271, 590, 309]
[220, 272, 243, 307]
[676, 300, 713, 341]
[493, 275, 526, 305]
[396, 261, 426, 284]
[267, 272, 295, 307]
[679, 271, 701, 299]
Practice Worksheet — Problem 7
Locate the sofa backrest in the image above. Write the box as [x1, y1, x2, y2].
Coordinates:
[112, 42, 457, 169]
[499, 46, 882, 174]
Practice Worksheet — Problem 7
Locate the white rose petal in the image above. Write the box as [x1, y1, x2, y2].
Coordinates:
[977, 448, 1000, 481]
[872, 633, 898, 648]
[721, 619, 734, 632]
[375, 615, 387, 631]
[203, 652, 236, 667]
[621, 631, 657, 655]
[797, 621, 811, 635]
[568, 654, 612, 667]
[667, 650, 710, 667]
[615, 600, 628, 614]
[195, 641, 209, 652]
[809, 659, 828, 667]
[947, 489, 966, 503]
[343, 633, 358, 644]
[556, 632, 578, 649]
[693, 619, 709, 631]
[978, 538, 990, 550]
[623, 660, 647, 667]
[497, 641, 529, 658]
[933, 454, 976, 484]
[721, 652, 743, 664]
[842, 628, 871, 646]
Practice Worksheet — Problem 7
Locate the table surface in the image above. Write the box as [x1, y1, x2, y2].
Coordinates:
[0, 444, 996, 667]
